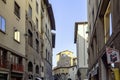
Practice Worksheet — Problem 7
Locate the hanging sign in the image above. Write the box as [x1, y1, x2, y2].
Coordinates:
[106, 47, 120, 64]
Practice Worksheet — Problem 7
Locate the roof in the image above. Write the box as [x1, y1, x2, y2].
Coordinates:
[74, 22, 88, 43]
[48, 4, 56, 30]
[57, 50, 73, 55]
[43, 0, 56, 30]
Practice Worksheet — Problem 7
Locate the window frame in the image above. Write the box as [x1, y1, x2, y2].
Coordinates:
[14, 30, 21, 43]
[36, 18, 38, 29]
[104, 1, 112, 43]
[36, 1, 39, 14]
[28, 5, 32, 18]
[36, 39, 39, 52]
[28, 30, 33, 47]
[14, 1, 20, 18]
[0, 16, 6, 33]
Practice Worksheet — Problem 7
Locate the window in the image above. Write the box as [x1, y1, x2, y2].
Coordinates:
[36, 1, 38, 13]
[92, 8, 94, 22]
[0, 48, 8, 68]
[36, 18, 38, 28]
[36, 39, 39, 52]
[41, 4, 44, 19]
[72, 67, 74, 70]
[42, 66, 44, 72]
[18, 57, 22, 64]
[109, 14, 112, 36]
[28, 5, 32, 18]
[28, 62, 33, 72]
[46, 24, 47, 32]
[14, 30, 20, 42]
[14, 2, 20, 18]
[0, 16, 6, 32]
[48, 52, 49, 61]
[28, 30, 33, 47]
[36, 32, 38, 38]
[36, 65, 39, 74]
[41, 4, 44, 12]
[89, 0, 90, 4]
[2, 0, 6, 3]
[104, 1, 112, 43]
[46, 49, 47, 59]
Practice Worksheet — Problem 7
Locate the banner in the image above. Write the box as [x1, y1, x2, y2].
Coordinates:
[106, 47, 120, 64]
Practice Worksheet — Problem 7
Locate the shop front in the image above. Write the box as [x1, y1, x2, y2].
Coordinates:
[11, 72, 23, 80]
[0, 73, 8, 80]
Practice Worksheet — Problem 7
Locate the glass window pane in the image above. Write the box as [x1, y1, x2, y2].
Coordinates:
[0, 16, 1, 29]
[18, 31, 20, 42]
[109, 13, 112, 36]
[14, 31, 20, 42]
[2, 18, 6, 32]
[29, 5, 32, 17]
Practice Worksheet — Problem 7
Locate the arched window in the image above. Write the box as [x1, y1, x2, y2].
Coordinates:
[36, 65, 39, 74]
[28, 62, 33, 72]
[28, 30, 33, 47]
[68, 78, 72, 80]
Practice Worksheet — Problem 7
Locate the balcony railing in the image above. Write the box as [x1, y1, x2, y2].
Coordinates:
[0, 58, 9, 69]
[11, 64, 24, 72]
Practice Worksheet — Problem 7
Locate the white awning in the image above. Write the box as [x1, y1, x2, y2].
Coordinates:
[36, 77, 42, 80]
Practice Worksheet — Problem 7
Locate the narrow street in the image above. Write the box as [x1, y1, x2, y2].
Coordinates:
[0, 0, 120, 80]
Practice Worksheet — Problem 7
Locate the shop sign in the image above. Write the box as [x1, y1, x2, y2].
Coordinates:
[91, 63, 99, 77]
[106, 47, 120, 64]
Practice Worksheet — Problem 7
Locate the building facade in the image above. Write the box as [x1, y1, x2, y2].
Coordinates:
[40, 0, 55, 80]
[0, 0, 55, 80]
[74, 22, 88, 80]
[25, 0, 42, 80]
[53, 67, 69, 80]
[87, 0, 120, 80]
[53, 66, 77, 80]
[0, 0, 26, 80]
[67, 66, 77, 80]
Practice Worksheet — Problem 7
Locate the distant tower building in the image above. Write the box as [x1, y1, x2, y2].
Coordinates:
[53, 50, 77, 80]
[56, 50, 74, 67]
[74, 22, 88, 80]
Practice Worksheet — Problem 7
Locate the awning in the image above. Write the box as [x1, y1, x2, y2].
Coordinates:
[88, 63, 99, 77]
[36, 77, 42, 80]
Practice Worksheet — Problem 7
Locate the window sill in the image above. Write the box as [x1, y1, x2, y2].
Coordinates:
[14, 39, 20, 44]
[14, 12, 20, 21]
[0, 30, 6, 34]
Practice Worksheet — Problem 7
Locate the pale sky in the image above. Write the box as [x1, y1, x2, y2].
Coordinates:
[49, 0, 87, 67]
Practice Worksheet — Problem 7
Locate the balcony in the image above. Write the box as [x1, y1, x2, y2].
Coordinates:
[0, 58, 9, 69]
[11, 64, 24, 72]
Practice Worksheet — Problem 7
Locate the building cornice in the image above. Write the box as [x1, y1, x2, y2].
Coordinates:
[43, 0, 56, 30]
[74, 22, 88, 43]
[57, 50, 73, 55]
[53, 65, 77, 71]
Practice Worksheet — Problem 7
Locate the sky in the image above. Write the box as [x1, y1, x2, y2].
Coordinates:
[49, 0, 87, 67]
